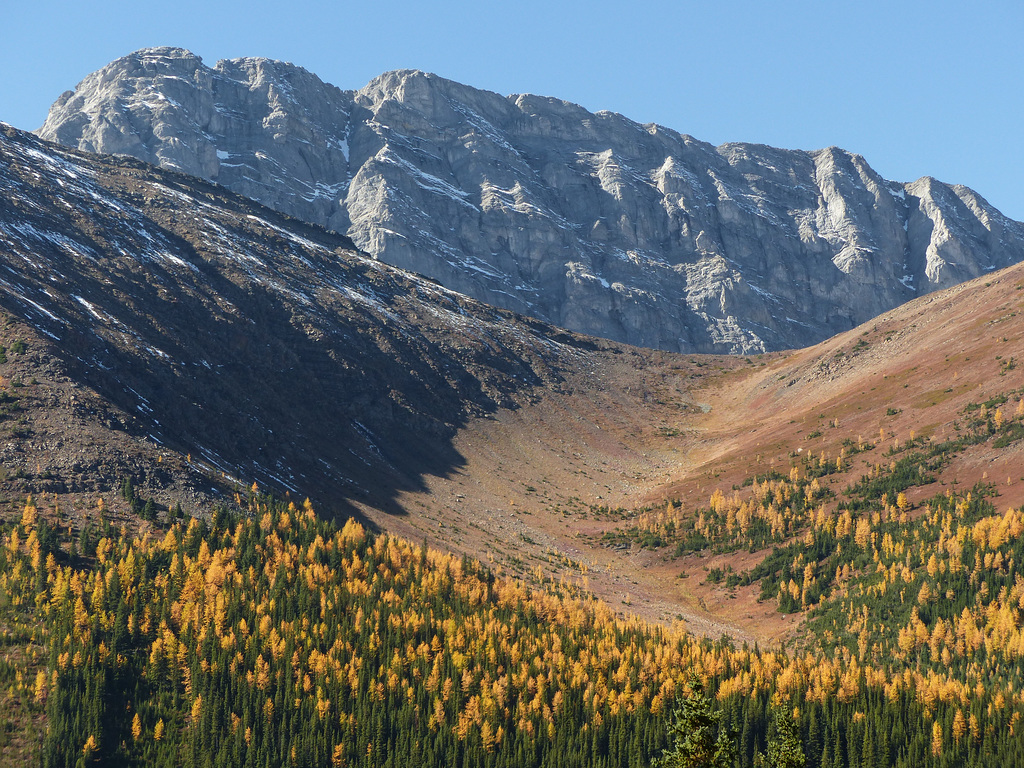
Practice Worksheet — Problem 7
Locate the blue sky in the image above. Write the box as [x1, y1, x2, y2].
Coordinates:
[3, 0, 1023, 219]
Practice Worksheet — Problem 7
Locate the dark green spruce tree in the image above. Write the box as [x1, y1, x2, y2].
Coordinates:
[656, 675, 739, 768]
[764, 706, 805, 768]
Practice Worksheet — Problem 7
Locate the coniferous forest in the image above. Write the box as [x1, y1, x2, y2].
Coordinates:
[2, 442, 1024, 768]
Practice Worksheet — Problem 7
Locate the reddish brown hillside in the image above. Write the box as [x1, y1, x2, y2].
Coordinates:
[687, 262, 1024, 512]
[397, 263, 1024, 643]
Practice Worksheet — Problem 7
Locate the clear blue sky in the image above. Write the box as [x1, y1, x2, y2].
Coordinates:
[3, 0, 1023, 219]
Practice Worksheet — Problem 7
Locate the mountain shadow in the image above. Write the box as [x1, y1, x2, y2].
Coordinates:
[0, 125, 627, 519]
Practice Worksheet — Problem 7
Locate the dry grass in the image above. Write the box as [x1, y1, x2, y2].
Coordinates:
[377, 263, 1024, 644]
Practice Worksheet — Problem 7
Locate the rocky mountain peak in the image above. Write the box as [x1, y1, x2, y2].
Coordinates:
[37, 49, 1024, 353]
[358, 69, 448, 110]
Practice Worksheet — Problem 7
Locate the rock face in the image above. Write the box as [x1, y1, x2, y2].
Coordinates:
[39, 47, 1024, 353]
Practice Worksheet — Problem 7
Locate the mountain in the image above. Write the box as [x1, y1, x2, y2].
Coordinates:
[0, 122, 692, 522]
[38, 47, 1024, 354]
[5, 116, 1024, 639]
[7, 55, 1024, 767]
[6, 101, 1024, 768]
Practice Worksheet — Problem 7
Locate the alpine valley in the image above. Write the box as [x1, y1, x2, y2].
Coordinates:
[0, 49, 1023, 768]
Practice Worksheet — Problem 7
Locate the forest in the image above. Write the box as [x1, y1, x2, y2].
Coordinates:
[2, 442, 1023, 767]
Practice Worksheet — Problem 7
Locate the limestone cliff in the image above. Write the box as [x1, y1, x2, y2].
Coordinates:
[39, 48, 1024, 352]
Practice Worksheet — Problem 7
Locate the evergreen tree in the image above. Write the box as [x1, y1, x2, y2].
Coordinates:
[656, 675, 738, 768]
[765, 706, 805, 768]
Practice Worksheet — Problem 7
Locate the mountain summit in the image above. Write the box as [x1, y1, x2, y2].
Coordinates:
[39, 47, 1024, 353]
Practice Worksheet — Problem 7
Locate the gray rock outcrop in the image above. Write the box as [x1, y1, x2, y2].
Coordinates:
[38, 47, 1024, 353]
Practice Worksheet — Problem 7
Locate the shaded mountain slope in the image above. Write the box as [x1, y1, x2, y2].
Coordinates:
[0, 123, 687, 519]
[39, 47, 1024, 353]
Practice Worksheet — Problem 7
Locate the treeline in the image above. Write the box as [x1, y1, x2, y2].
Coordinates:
[616, 391, 1024, 561]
